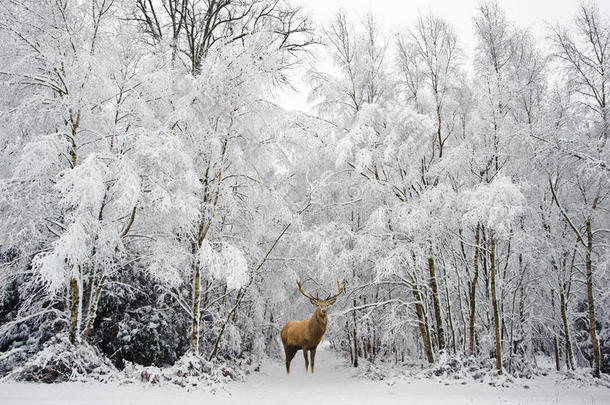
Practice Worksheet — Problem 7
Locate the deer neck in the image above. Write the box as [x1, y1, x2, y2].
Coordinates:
[310, 308, 327, 333]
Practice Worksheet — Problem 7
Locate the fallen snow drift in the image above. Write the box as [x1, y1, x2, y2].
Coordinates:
[1, 348, 608, 405]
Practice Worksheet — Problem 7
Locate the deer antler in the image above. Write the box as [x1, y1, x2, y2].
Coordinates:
[326, 279, 346, 302]
[297, 281, 318, 302]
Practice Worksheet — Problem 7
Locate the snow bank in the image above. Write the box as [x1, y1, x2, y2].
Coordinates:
[2, 347, 609, 405]
[2, 336, 116, 383]
[354, 351, 610, 390]
[1, 336, 253, 388]
[123, 351, 251, 388]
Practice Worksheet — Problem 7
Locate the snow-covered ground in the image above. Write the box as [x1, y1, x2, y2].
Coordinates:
[1, 347, 608, 405]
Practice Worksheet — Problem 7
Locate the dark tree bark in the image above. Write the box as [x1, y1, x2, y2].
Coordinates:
[490, 233, 502, 375]
[469, 224, 480, 355]
[428, 256, 445, 351]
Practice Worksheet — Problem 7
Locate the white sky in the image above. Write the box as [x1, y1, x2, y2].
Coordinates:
[273, 0, 610, 112]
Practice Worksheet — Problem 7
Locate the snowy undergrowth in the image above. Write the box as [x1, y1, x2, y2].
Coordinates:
[354, 351, 610, 390]
[123, 352, 257, 389]
[1, 336, 117, 383]
[561, 368, 610, 389]
[1, 335, 258, 390]
[423, 351, 519, 387]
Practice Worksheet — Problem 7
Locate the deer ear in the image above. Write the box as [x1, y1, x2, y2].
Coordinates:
[328, 297, 337, 305]
[309, 298, 318, 305]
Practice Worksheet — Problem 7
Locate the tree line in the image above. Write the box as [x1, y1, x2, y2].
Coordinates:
[0, 0, 608, 380]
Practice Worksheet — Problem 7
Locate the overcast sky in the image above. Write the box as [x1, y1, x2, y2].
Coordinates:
[272, 0, 610, 112]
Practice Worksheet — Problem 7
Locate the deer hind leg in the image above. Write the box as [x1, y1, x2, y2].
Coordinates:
[303, 347, 309, 373]
[285, 346, 297, 374]
[310, 348, 317, 374]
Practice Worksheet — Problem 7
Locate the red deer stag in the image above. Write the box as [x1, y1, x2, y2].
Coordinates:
[280, 280, 346, 374]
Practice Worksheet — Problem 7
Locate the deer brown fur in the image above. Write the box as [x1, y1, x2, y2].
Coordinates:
[280, 280, 345, 374]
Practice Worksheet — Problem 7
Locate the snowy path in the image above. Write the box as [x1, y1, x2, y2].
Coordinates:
[1, 346, 609, 405]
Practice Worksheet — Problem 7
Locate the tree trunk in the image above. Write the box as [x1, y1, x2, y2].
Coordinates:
[68, 274, 81, 344]
[490, 233, 502, 375]
[82, 271, 93, 323]
[585, 218, 600, 378]
[442, 263, 456, 353]
[352, 326, 359, 367]
[428, 256, 445, 351]
[559, 285, 575, 371]
[188, 139, 228, 354]
[191, 263, 201, 353]
[373, 326, 377, 359]
[209, 288, 245, 360]
[469, 224, 480, 355]
[436, 102, 444, 158]
[553, 335, 561, 372]
[81, 275, 107, 341]
[346, 321, 353, 364]
[412, 283, 434, 363]
[551, 290, 561, 371]
[352, 298, 358, 367]
[454, 264, 467, 352]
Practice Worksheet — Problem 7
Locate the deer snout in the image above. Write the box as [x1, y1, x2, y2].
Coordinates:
[321, 308, 327, 314]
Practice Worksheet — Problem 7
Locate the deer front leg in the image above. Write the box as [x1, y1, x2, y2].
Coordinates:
[310, 348, 316, 374]
[285, 346, 297, 374]
[303, 347, 309, 373]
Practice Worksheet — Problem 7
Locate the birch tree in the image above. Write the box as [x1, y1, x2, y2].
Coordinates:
[548, 2, 610, 378]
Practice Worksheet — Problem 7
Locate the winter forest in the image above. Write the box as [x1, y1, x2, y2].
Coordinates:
[0, 0, 609, 403]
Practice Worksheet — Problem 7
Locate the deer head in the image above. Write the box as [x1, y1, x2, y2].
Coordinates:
[297, 279, 346, 316]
